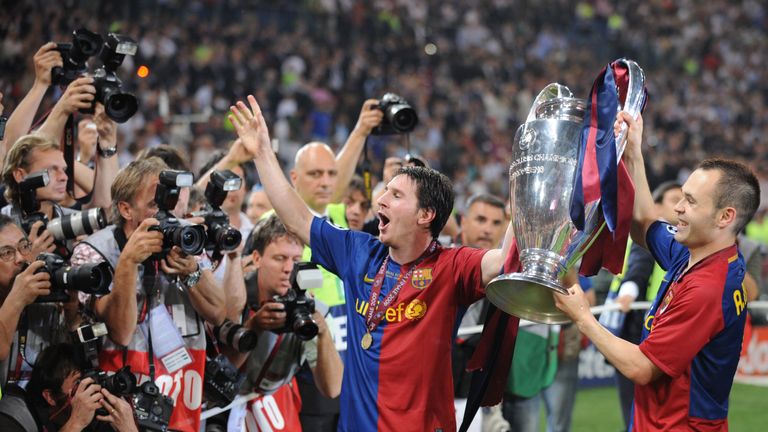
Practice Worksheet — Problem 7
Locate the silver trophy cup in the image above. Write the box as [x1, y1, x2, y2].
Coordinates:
[486, 59, 645, 324]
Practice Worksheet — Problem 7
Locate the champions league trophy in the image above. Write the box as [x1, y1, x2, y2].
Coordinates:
[486, 59, 645, 324]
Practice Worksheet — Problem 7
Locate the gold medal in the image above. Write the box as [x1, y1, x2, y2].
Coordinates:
[361, 332, 373, 350]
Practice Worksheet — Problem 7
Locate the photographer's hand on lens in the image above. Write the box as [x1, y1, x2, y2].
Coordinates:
[123, 218, 163, 264]
[312, 310, 330, 337]
[9, 260, 50, 306]
[28, 221, 56, 256]
[229, 96, 272, 158]
[33, 42, 63, 88]
[249, 301, 286, 331]
[160, 246, 198, 277]
[67, 377, 103, 430]
[352, 99, 384, 137]
[96, 388, 139, 432]
[53, 76, 96, 116]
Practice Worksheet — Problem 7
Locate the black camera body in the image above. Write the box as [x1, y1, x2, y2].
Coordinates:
[34, 252, 112, 303]
[195, 170, 243, 259]
[204, 354, 245, 406]
[88, 33, 139, 123]
[17, 170, 50, 237]
[270, 262, 322, 341]
[51, 29, 103, 86]
[82, 366, 137, 400]
[133, 381, 174, 432]
[151, 170, 207, 258]
[371, 93, 419, 135]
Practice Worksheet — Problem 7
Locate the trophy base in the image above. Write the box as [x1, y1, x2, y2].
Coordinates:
[486, 273, 571, 324]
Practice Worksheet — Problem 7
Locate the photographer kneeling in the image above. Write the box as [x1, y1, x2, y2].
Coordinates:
[0, 342, 136, 432]
[225, 215, 342, 431]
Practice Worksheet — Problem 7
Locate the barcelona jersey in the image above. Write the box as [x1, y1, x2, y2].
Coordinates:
[633, 221, 747, 431]
[310, 217, 488, 431]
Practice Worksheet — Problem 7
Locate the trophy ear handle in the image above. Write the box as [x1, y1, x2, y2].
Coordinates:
[612, 59, 646, 158]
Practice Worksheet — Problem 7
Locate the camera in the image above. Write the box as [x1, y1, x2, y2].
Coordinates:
[51, 28, 103, 86]
[33, 252, 113, 303]
[270, 262, 322, 340]
[89, 33, 139, 123]
[193, 170, 243, 258]
[204, 354, 245, 406]
[83, 366, 137, 397]
[17, 170, 50, 236]
[47, 207, 108, 241]
[133, 380, 174, 432]
[212, 319, 258, 353]
[151, 170, 207, 257]
[371, 93, 419, 135]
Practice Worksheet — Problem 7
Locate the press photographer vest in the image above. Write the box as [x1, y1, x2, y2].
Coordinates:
[80, 225, 208, 432]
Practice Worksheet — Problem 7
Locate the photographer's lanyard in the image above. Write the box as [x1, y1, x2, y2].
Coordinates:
[252, 334, 284, 390]
[143, 260, 160, 380]
[361, 240, 438, 350]
[63, 114, 75, 195]
[362, 137, 372, 202]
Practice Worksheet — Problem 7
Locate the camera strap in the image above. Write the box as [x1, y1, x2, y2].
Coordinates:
[63, 114, 75, 196]
[252, 334, 284, 391]
[362, 137, 372, 202]
[142, 260, 158, 380]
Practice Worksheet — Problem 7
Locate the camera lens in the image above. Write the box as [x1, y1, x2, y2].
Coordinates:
[215, 225, 242, 252]
[65, 261, 113, 295]
[48, 208, 107, 241]
[103, 367, 137, 395]
[292, 312, 319, 341]
[170, 224, 206, 256]
[104, 91, 139, 123]
[214, 319, 258, 352]
[387, 104, 418, 133]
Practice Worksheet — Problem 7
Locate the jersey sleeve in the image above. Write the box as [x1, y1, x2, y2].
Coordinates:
[452, 246, 490, 306]
[639, 277, 724, 378]
[645, 221, 688, 271]
[309, 216, 377, 280]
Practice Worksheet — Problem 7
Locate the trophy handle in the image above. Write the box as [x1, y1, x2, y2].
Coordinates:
[613, 59, 646, 159]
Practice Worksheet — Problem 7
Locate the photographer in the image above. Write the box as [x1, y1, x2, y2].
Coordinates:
[70, 157, 225, 432]
[0, 42, 62, 160]
[0, 215, 54, 386]
[228, 215, 342, 431]
[0, 342, 137, 432]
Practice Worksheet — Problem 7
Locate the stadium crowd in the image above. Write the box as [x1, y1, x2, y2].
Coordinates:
[0, 1, 766, 432]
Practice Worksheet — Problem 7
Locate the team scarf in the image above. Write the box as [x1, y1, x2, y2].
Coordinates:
[571, 60, 647, 275]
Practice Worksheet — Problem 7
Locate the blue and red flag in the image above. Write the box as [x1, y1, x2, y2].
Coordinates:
[571, 61, 647, 275]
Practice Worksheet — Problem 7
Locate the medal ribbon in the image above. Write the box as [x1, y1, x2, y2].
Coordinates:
[364, 240, 438, 333]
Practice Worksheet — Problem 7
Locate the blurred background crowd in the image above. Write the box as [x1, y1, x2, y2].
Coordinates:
[2, 0, 767, 215]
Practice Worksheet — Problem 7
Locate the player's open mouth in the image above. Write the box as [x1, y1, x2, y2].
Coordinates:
[378, 213, 390, 230]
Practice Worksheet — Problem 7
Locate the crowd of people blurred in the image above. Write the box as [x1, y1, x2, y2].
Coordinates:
[0, 1, 767, 432]
[2, 0, 768, 214]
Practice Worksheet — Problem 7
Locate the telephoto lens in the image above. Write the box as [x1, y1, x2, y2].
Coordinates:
[47, 208, 107, 241]
[213, 319, 258, 352]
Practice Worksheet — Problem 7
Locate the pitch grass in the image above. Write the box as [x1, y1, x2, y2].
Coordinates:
[551, 383, 767, 431]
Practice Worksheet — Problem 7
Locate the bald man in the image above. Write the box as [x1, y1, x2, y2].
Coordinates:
[291, 142, 339, 215]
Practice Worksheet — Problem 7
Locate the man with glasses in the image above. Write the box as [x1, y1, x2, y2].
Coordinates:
[0, 214, 54, 388]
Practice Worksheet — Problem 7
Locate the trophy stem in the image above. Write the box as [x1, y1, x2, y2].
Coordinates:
[519, 248, 568, 283]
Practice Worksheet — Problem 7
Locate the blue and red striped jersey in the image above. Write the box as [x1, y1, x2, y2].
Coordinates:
[633, 221, 747, 431]
[310, 217, 488, 431]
